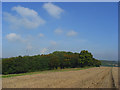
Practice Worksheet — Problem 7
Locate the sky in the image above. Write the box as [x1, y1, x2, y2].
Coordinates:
[2, 2, 118, 60]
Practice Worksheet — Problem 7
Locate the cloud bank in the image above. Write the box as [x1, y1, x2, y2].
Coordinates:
[4, 6, 45, 29]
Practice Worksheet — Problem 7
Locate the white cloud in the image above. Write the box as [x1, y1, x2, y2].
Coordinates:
[26, 44, 33, 50]
[40, 41, 57, 54]
[54, 28, 63, 34]
[50, 41, 57, 45]
[43, 3, 64, 18]
[41, 48, 48, 54]
[38, 33, 44, 37]
[4, 6, 45, 29]
[6, 33, 24, 42]
[67, 30, 78, 36]
[12, 6, 38, 17]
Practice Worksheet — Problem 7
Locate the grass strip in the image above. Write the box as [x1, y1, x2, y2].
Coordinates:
[2, 66, 95, 78]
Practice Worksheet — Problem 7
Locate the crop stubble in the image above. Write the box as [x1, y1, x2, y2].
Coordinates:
[2, 67, 118, 88]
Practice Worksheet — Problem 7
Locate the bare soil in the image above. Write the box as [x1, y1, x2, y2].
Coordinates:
[2, 67, 118, 88]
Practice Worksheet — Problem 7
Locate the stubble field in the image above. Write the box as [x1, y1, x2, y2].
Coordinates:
[2, 67, 119, 88]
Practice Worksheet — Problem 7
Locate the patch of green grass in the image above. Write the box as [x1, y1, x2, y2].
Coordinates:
[2, 66, 94, 78]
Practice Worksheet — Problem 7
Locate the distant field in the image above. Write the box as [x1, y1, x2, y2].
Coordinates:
[100, 60, 118, 67]
[2, 67, 118, 88]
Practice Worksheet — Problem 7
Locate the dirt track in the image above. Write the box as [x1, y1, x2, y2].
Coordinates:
[2, 67, 118, 88]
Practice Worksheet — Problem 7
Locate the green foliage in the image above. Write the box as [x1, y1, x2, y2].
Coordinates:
[2, 50, 101, 75]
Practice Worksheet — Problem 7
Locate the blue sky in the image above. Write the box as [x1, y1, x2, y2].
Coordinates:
[2, 2, 118, 60]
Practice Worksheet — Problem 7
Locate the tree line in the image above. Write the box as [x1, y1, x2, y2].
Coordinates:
[2, 50, 101, 75]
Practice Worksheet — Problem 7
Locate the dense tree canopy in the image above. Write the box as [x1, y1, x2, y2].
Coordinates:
[2, 50, 101, 75]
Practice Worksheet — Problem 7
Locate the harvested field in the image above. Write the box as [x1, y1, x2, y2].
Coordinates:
[2, 67, 119, 88]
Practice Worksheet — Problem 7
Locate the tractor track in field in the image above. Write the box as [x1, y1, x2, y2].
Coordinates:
[111, 68, 116, 88]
